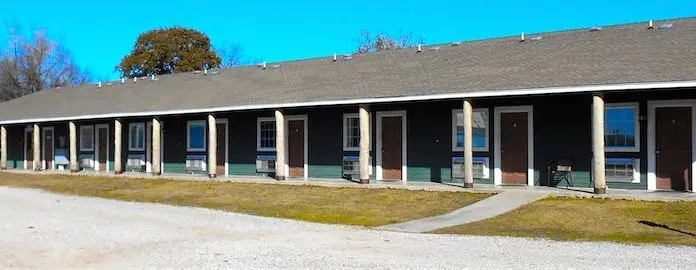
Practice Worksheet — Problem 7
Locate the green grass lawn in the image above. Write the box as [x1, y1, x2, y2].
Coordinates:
[433, 197, 696, 246]
[0, 172, 490, 227]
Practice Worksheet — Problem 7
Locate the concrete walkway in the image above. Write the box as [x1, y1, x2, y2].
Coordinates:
[378, 190, 548, 233]
[3, 169, 696, 202]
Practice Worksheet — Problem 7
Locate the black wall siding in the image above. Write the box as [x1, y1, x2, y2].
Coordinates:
[225, 111, 269, 176]
[6, 125, 26, 169]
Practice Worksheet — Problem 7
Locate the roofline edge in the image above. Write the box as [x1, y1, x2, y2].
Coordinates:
[2, 80, 696, 125]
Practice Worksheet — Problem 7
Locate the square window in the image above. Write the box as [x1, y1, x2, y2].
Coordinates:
[79, 125, 94, 151]
[129, 123, 145, 151]
[257, 118, 276, 151]
[453, 109, 489, 152]
[605, 104, 639, 152]
[187, 121, 206, 151]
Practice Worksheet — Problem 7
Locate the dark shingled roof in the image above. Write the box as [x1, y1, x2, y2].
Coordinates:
[1, 18, 695, 123]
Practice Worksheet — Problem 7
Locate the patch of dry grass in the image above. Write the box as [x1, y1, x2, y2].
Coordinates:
[0, 172, 490, 227]
[433, 197, 696, 246]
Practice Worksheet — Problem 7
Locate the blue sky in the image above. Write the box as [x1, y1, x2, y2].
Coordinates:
[1, 0, 693, 81]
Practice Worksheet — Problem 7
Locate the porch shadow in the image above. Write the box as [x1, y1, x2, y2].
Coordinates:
[557, 187, 595, 195]
[638, 220, 696, 237]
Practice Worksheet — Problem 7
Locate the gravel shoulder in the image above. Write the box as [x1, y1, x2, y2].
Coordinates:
[1, 187, 695, 269]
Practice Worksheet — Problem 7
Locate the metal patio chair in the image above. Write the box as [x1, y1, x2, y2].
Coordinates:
[548, 159, 573, 188]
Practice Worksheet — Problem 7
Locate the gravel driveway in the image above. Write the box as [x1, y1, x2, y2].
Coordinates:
[1, 187, 694, 269]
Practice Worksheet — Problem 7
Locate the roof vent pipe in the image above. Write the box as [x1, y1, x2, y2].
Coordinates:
[98, 82, 102, 88]
[333, 53, 337, 61]
[204, 68, 208, 75]
[133, 77, 137, 83]
[417, 44, 422, 52]
[151, 74, 155, 80]
[262, 61, 267, 69]
[519, 32, 525, 42]
[120, 78, 125, 84]
[648, 20, 654, 29]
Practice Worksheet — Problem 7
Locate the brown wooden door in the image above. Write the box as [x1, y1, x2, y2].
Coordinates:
[382, 116, 403, 180]
[98, 127, 108, 171]
[26, 131, 33, 170]
[501, 112, 528, 185]
[216, 123, 226, 175]
[656, 107, 692, 191]
[288, 120, 304, 178]
[44, 129, 54, 170]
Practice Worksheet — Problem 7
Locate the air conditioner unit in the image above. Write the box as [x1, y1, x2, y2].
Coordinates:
[255, 155, 276, 173]
[605, 158, 639, 183]
[451, 157, 464, 179]
[185, 155, 207, 173]
[126, 154, 146, 172]
[342, 156, 360, 179]
[452, 157, 489, 180]
[79, 154, 94, 170]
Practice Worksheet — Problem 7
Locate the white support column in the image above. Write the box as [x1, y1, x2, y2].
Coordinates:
[1, 126, 7, 170]
[33, 124, 40, 171]
[152, 118, 162, 175]
[207, 114, 217, 178]
[462, 99, 475, 188]
[114, 119, 123, 174]
[69, 122, 78, 172]
[592, 93, 607, 194]
[359, 105, 371, 184]
[275, 109, 286, 180]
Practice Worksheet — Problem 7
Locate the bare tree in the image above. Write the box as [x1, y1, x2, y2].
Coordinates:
[216, 43, 245, 68]
[0, 26, 91, 101]
[356, 30, 422, 53]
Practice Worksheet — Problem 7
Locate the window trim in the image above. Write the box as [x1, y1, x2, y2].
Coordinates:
[128, 123, 146, 151]
[257, 117, 277, 151]
[605, 158, 641, 184]
[79, 125, 94, 152]
[452, 108, 489, 152]
[186, 120, 207, 152]
[343, 113, 360, 151]
[604, 102, 640, 152]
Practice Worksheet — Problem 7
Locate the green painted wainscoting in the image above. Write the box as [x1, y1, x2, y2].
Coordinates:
[7, 160, 24, 169]
[411, 167, 494, 184]
[549, 171, 647, 190]
[228, 163, 271, 177]
[308, 165, 343, 179]
[164, 163, 187, 174]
